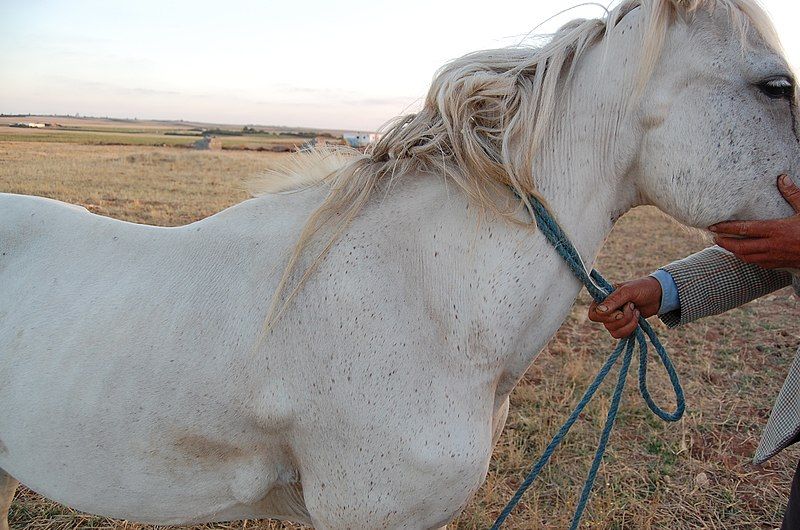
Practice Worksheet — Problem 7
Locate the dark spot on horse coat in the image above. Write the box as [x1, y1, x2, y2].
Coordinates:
[173, 433, 246, 464]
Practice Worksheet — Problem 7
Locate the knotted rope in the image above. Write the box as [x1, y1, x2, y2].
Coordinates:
[491, 195, 685, 529]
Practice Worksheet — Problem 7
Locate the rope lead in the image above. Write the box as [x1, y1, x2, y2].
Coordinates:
[491, 195, 685, 529]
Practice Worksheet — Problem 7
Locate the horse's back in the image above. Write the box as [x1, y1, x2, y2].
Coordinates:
[0, 192, 90, 220]
[0, 191, 173, 345]
[0, 191, 316, 524]
[0, 193, 89, 255]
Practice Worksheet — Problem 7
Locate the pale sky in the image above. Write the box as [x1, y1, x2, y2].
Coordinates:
[1, 0, 799, 131]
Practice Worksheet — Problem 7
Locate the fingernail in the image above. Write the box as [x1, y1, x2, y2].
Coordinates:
[709, 225, 718, 232]
[598, 305, 608, 313]
[615, 313, 623, 320]
[635, 310, 641, 318]
[628, 302, 635, 310]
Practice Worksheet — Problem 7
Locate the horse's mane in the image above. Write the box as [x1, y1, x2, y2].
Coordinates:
[257, 0, 781, 329]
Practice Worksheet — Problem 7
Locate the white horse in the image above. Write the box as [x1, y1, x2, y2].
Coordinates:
[1, 0, 798, 528]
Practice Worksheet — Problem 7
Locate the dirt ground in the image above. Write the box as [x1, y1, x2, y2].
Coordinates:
[2, 141, 798, 529]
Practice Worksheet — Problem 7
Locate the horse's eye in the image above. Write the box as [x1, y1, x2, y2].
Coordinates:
[758, 76, 795, 100]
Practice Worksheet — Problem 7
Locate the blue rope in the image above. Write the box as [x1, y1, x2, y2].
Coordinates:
[490, 195, 685, 529]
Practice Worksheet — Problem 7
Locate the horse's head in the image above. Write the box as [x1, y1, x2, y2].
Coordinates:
[636, 0, 799, 227]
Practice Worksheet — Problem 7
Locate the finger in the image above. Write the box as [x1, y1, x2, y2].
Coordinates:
[606, 315, 635, 334]
[588, 301, 600, 321]
[606, 303, 635, 332]
[599, 310, 627, 324]
[612, 309, 641, 339]
[710, 220, 773, 238]
[714, 235, 773, 256]
[779, 174, 800, 213]
[605, 311, 632, 329]
[596, 287, 634, 314]
[589, 302, 625, 323]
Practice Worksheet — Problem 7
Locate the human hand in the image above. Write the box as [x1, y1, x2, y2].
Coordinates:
[587, 277, 662, 339]
[711, 175, 800, 269]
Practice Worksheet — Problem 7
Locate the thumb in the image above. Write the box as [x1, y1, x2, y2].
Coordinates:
[779, 174, 800, 213]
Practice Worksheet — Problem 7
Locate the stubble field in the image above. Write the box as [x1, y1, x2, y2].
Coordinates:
[2, 140, 799, 529]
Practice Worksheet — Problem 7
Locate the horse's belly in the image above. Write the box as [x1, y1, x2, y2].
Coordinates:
[0, 415, 301, 524]
[0, 298, 297, 523]
[0, 330, 295, 523]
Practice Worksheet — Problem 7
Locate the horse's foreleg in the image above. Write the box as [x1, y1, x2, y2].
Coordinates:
[492, 396, 510, 447]
[0, 468, 18, 530]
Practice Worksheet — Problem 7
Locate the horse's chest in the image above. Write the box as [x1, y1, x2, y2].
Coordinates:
[304, 437, 492, 528]
[296, 380, 495, 528]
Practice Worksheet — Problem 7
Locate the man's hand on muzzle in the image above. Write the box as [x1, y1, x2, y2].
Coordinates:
[711, 174, 800, 270]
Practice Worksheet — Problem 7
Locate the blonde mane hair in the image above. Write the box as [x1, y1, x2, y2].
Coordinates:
[258, 0, 781, 329]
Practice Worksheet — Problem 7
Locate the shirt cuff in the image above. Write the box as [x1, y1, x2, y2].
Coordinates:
[650, 269, 680, 315]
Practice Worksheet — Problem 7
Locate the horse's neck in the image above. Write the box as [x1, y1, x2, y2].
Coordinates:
[253, 34, 638, 391]
[473, 171, 630, 394]
[356, 155, 630, 398]
[444, 62, 640, 392]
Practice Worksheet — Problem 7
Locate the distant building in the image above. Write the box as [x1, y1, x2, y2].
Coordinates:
[10, 122, 45, 128]
[343, 132, 380, 148]
[193, 136, 222, 150]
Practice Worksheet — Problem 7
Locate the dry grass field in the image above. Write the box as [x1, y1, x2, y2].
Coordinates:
[2, 140, 799, 529]
[0, 117, 328, 151]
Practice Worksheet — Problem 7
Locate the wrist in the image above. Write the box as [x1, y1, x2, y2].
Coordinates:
[649, 269, 679, 315]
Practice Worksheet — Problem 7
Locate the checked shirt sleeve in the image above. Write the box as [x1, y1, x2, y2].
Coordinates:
[658, 246, 793, 328]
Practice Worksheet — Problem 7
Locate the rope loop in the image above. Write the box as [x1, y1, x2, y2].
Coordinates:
[491, 195, 685, 529]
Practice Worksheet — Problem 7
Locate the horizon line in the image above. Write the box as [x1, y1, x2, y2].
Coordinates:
[0, 112, 380, 134]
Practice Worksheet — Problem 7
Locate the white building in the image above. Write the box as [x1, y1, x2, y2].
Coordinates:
[343, 132, 380, 148]
[11, 122, 46, 128]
